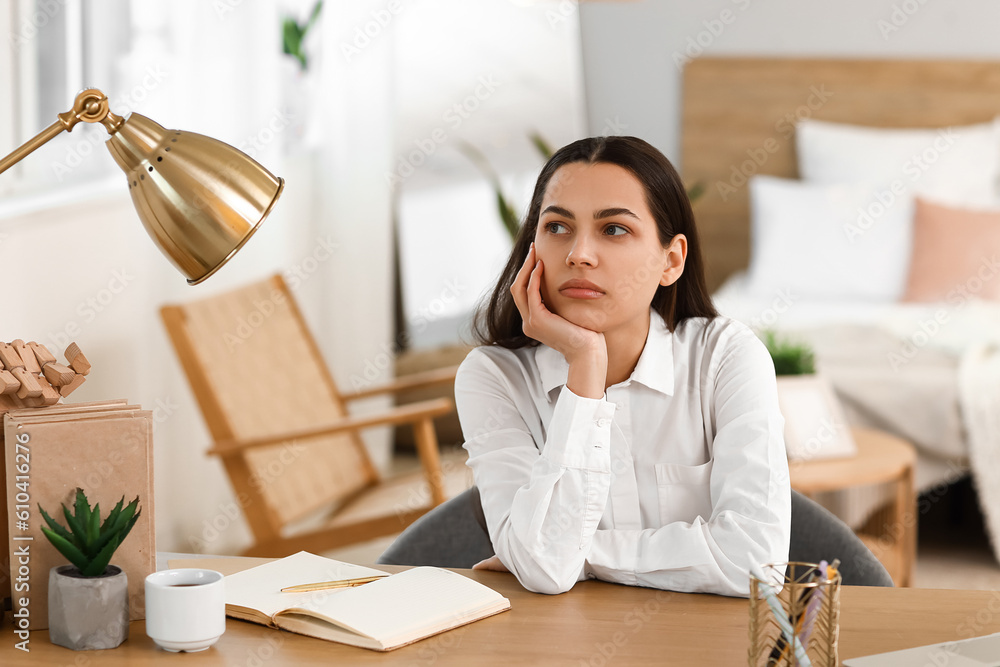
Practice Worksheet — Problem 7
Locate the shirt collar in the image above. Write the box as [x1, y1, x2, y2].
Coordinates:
[534, 309, 675, 397]
[632, 310, 675, 396]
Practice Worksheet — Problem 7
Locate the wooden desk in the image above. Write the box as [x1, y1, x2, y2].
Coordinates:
[790, 427, 918, 587]
[3, 569, 999, 665]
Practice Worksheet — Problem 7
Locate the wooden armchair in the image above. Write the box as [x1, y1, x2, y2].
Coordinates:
[160, 274, 471, 557]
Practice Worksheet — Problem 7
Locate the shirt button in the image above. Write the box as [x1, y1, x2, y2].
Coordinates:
[596, 418, 609, 427]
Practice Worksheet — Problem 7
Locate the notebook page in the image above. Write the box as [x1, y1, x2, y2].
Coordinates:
[224, 551, 388, 618]
[288, 567, 508, 644]
[844, 631, 1000, 666]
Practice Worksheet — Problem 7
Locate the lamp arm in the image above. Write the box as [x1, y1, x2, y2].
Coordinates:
[0, 88, 124, 176]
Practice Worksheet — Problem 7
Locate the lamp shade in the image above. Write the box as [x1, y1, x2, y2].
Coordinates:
[105, 113, 284, 285]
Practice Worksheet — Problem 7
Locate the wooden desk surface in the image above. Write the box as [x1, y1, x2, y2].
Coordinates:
[4, 569, 999, 665]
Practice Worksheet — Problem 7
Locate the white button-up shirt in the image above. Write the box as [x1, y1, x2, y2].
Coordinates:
[456, 311, 791, 596]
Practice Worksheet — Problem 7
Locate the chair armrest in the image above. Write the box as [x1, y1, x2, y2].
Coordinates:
[342, 365, 460, 401]
[208, 398, 453, 456]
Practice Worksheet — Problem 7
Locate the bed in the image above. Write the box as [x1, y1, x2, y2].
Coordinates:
[681, 57, 1000, 557]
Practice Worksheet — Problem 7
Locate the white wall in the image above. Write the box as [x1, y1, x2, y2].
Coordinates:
[579, 0, 1000, 163]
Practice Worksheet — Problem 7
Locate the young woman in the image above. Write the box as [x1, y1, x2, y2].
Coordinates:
[455, 136, 790, 597]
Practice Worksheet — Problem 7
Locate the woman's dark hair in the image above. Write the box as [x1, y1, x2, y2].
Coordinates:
[472, 135, 717, 348]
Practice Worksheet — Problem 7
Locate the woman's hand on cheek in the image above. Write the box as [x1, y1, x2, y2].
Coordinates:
[511, 243, 600, 357]
[511, 243, 608, 398]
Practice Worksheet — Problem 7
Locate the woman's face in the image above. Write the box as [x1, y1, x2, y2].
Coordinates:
[533, 161, 685, 335]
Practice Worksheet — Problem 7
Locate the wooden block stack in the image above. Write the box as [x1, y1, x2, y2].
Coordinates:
[0, 340, 90, 413]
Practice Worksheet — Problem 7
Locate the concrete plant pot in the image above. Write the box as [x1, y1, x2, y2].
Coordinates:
[48, 565, 129, 650]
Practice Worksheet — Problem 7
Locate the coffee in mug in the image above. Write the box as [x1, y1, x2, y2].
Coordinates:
[145, 569, 225, 652]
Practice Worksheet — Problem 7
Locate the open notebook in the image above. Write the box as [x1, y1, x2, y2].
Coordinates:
[223, 551, 510, 651]
[844, 632, 1000, 666]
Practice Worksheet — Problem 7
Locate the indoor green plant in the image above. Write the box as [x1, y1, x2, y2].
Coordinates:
[39, 489, 141, 650]
[759, 330, 856, 461]
[282, 0, 323, 71]
[761, 329, 815, 376]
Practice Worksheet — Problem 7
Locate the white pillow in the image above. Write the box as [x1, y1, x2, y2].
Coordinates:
[796, 118, 1000, 208]
[745, 175, 913, 302]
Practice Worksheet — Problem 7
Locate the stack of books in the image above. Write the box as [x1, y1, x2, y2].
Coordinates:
[0, 341, 155, 629]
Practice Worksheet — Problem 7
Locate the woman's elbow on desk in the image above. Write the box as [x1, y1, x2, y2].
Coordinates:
[502, 555, 579, 595]
[494, 543, 582, 595]
[518, 575, 575, 596]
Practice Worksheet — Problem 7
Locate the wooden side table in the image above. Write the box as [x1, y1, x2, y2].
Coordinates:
[788, 428, 917, 587]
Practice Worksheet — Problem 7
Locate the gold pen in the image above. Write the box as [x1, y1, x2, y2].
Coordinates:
[280, 575, 387, 593]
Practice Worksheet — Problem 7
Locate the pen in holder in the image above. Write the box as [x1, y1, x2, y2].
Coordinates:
[748, 561, 841, 667]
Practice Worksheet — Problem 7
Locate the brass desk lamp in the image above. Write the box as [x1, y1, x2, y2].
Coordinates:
[0, 88, 284, 285]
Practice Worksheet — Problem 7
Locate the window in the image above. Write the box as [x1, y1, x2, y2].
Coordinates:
[1, 0, 132, 199]
[392, 0, 588, 349]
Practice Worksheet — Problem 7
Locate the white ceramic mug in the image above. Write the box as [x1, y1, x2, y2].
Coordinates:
[145, 569, 226, 652]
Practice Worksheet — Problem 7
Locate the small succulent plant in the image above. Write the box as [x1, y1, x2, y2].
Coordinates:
[39, 488, 141, 577]
[761, 330, 816, 376]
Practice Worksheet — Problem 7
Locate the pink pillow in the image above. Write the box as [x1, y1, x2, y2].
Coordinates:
[903, 198, 1000, 302]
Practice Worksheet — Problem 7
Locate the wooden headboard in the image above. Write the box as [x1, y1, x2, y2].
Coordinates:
[681, 58, 1000, 292]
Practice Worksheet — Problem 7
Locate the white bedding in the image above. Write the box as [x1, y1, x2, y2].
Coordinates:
[715, 271, 1000, 349]
[713, 273, 1000, 558]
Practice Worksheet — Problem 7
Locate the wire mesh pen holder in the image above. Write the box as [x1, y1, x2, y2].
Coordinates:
[748, 562, 841, 667]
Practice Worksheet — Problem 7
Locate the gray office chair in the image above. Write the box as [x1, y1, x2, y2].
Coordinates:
[377, 486, 895, 587]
